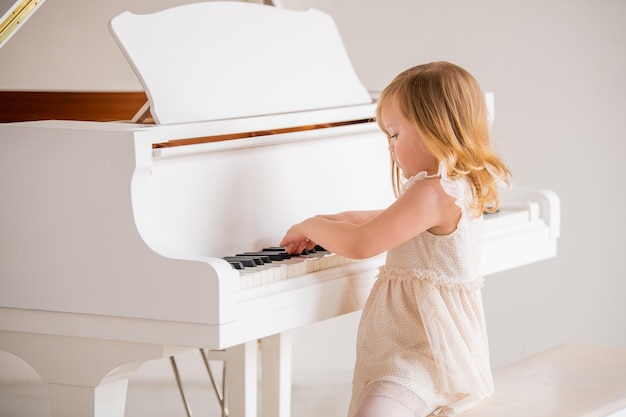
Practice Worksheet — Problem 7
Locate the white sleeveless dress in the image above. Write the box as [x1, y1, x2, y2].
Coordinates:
[348, 166, 494, 416]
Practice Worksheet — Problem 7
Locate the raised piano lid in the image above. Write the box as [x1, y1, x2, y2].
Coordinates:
[108, 2, 372, 125]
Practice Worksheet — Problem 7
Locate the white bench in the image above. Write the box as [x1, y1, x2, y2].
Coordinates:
[461, 344, 626, 417]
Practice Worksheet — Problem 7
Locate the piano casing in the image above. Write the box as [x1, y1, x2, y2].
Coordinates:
[0, 3, 560, 417]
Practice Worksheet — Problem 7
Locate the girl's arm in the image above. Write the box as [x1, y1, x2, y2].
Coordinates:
[316, 210, 383, 225]
[280, 178, 460, 259]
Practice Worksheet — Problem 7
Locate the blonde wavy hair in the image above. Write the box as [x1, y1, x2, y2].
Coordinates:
[376, 61, 511, 215]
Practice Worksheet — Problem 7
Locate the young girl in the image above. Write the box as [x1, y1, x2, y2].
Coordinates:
[280, 61, 511, 417]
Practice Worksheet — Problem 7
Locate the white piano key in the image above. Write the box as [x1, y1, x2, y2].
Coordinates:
[236, 251, 354, 290]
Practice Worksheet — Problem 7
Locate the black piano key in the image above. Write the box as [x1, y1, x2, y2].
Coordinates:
[261, 247, 292, 259]
[223, 257, 260, 267]
[237, 255, 269, 265]
[239, 251, 288, 261]
[226, 260, 245, 270]
[263, 246, 288, 252]
[260, 246, 329, 257]
[235, 253, 272, 263]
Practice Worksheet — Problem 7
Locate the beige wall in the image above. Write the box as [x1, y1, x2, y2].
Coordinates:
[1, 0, 625, 386]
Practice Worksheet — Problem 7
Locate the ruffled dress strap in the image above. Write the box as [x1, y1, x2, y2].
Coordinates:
[400, 163, 468, 211]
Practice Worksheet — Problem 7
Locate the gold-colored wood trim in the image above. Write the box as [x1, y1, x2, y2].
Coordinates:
[151, 119, 372, 149]
[0, 0, 44, 46]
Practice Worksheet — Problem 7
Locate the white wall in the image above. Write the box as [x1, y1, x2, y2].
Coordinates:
[1, 0, 625, 388]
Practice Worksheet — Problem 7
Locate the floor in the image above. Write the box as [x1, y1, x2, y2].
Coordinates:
[0, 377, 353, 417]
[4, 378, 626, 417]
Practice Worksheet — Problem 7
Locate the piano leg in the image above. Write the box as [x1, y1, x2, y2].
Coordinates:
[261, 333, 292, 417]
[208, 335, 291, 417]
[225, 340, 259, 417]
[0, 330, 183, 417]
[47, 378, 131, 417]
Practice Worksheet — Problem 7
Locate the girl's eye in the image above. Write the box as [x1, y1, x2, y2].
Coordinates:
[389, 134, 398, 141]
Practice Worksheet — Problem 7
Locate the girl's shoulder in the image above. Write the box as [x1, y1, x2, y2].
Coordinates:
[401, 175, 464, 235]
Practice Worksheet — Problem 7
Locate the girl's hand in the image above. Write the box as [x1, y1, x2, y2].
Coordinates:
[280, 222, 315, 254]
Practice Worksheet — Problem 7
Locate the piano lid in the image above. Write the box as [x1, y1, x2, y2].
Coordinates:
[108, 2, 372, 125]
[0, 0, 45, 47]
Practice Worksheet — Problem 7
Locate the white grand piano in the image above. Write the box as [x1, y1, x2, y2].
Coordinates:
[0, 2, 560, 417]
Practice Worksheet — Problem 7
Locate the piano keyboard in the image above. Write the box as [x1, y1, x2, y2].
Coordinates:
[227, 203, 538, 290]
[483, 201, 539, 233]
[224, 246, 353, 290]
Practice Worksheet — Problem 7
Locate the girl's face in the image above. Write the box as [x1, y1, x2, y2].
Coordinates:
[380, 99, 438, 178]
